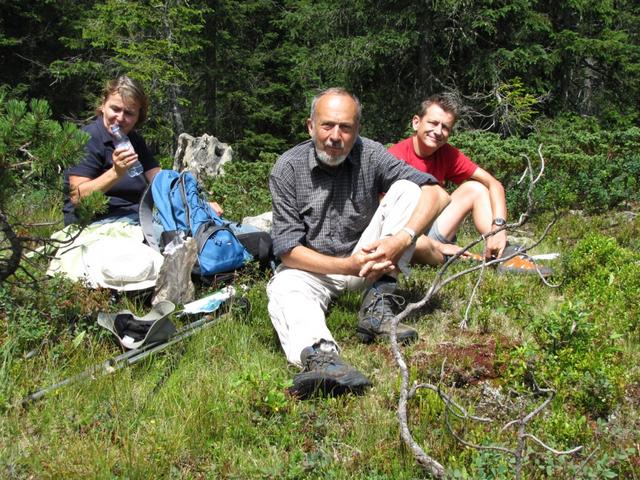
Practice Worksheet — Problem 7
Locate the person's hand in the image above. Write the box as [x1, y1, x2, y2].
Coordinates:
[356, 234, 409, 279]
[112, 147, 139, 177]
[348, 250, 389, 281]
[485, 229, 507, 259]
[438, 242, 474, 259]
[208, 201, 223, 216]
[352, 249, 395, 282]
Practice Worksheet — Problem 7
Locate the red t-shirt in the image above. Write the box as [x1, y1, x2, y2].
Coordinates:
[388, 137, 477, 186]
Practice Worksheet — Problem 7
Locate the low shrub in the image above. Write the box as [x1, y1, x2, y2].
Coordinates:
[501, 234, 638, 419]
[451, 115, 640, 214]
[206, 151, 276, 220]
[0, 276, 111, 352]
[562, 233, 640, 336]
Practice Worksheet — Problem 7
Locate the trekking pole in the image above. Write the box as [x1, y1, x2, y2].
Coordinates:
[20, 345, 154, 406]
[19, 311, 225, 407]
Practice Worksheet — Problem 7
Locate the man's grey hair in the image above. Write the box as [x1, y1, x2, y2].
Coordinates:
[309, 87, 362, 125]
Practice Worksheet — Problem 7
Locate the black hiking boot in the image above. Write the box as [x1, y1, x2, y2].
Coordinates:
[289, 341, 372, 399]
[357, 280, 418, 344]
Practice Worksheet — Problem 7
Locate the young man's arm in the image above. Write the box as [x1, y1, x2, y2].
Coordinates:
[469, 167, 508, 258]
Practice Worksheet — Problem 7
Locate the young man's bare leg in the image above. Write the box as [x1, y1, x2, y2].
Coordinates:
[412, 181, 492, 265]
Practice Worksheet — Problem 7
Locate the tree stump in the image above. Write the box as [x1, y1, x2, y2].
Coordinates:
[173, 133, 233, 184]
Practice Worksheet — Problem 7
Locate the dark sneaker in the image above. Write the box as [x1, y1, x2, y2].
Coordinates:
[357, 281, 418, 344]
[290, 342, 372, 399]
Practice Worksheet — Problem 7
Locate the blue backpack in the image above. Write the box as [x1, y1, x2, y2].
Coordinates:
[140, 170, 252, 276]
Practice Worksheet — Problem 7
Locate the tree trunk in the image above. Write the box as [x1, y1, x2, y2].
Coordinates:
[0, 210, 22, 283]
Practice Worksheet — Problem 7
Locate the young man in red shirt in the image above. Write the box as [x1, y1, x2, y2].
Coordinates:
[389, 94, 539, 271]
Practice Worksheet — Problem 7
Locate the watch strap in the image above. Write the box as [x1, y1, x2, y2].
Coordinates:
[401, 227, 417, 244]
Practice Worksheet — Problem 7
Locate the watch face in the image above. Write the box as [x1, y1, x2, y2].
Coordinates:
[493, 218, 506, 226]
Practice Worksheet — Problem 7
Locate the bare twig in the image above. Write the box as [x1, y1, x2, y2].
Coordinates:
[392, 325, 447, 477]
[392, 145, 581, 477]
[523, 433, 583, 455]
[461, 251, 487, 329]
[419, 376, 582, 479]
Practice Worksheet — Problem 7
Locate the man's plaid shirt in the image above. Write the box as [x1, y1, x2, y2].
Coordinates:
[269, 137, 438, 258]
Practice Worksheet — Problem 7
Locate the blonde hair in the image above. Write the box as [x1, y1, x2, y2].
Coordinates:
[96, 75, 149, 127]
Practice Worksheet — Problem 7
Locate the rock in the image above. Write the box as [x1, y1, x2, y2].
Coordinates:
[241, 211, 272, 233]
[173, 133, 233, 183]
[152, 237, 198, 305]
[506, 236, 535, 249]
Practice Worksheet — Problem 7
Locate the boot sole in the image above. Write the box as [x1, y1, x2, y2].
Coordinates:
[356, 328, 418, 345]
[289, 371, 372, 399]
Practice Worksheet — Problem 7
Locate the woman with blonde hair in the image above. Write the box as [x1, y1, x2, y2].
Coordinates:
[63, 75, 160, 225]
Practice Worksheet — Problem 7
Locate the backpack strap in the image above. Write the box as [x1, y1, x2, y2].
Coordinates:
[178, 171, 193, 236]
[139, 170, 182, 252]
[178, 170, 222, 234]
[139, 181, 160, 252]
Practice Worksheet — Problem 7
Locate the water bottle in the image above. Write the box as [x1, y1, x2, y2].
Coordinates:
[110, 125, 143, 177]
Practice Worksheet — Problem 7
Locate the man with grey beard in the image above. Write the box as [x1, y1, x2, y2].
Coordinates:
[267, 87, 449, 399]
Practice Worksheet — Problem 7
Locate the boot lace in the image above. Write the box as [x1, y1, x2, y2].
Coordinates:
[365, 292, 405, 325]
[304, 347, 339, 371]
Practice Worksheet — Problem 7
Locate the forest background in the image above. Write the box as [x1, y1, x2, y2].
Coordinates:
[1, 0, 640, 478]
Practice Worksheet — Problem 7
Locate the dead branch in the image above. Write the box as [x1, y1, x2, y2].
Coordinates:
[461, 256, 487, 329]
[1, 210, 87, 284]
[394, 336, 447, 477]
[0, 210, 23, 282]
[414, 375, 582, 479]
[392, 145, 580, 477]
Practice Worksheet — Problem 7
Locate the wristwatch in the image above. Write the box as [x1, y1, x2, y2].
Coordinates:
[401, 226, 418, 244]
[492, 217, 506, 227]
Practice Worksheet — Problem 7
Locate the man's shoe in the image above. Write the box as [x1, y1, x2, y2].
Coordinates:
[289, 342, 372, 399]
[497, 244, 553, 277]
[357, 281, 418, 344]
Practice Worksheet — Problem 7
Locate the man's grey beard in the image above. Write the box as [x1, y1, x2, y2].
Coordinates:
[312, 133, 348, 166]
[316, 149, 347, 167]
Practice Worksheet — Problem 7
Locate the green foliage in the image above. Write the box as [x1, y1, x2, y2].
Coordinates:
[4, 0, 640, 156]
[196, 1, 302, 159]
[467, 450, 514, 480]
[1, 206, 640, 477]
[73, 190, 109, 225]
[562, 234, 640, 336]
[2, 1, 640, 476]
[0, 0, 89, 116]
[231, 369, 293, 416]
[451, 115, 640, 214]
[50, 0, 212, 156]
[529, 301, 624, 418]
[529, 444, 636, 479]
[491, 77, 542, 136]
[500, 234, 639, 419]
[0, 89, 89, 207]
[0, 276, 111, 408]
[0, 277, 111, 351]
[207, 151, 276, 220]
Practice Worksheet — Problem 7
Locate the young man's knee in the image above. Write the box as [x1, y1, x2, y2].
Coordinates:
[456, 180, 489, 198]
